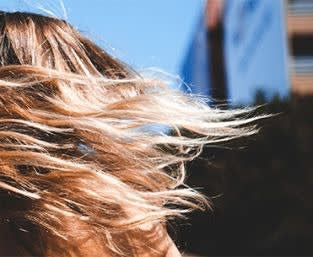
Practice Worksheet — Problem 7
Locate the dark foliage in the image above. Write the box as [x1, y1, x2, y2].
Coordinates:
[177, 95, 313, 256]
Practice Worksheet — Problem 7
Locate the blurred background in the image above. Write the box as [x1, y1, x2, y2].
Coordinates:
[0, 0, 313, 256]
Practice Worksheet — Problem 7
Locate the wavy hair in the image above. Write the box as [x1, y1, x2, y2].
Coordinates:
[0, 11, 262, 257]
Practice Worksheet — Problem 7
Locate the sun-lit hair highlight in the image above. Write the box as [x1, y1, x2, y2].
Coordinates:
[0, 11, 265, 256]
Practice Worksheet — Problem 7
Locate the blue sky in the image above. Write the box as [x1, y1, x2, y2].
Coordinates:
[0, 0, 205, 74]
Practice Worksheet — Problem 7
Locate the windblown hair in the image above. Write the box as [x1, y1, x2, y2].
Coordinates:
[0, 11, 261, 257]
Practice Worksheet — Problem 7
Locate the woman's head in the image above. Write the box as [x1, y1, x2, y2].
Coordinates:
[0, 11, 260, 256]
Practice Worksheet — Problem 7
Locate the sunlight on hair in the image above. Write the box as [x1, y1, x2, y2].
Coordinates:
[21, 0, 68, 19]
[0, 10, 268, 257]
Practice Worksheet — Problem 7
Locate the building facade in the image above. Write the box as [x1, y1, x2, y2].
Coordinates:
[204, 0, 313, 102]
[287, 0, 313, 94]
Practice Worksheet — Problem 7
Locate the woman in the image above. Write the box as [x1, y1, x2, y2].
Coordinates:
[0, 11, 259, 256]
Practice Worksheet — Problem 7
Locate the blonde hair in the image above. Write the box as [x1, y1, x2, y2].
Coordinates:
[0, 11, 262, 256]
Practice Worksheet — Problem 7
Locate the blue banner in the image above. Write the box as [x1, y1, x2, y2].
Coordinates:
[224, 0, 289, 104]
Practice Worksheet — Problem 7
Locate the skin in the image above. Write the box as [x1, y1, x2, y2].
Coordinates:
[165, 238, 182, 257]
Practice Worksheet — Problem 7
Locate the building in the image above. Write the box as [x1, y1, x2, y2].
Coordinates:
[204, 0, 313, 103]
[287, 0, 313, 95]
